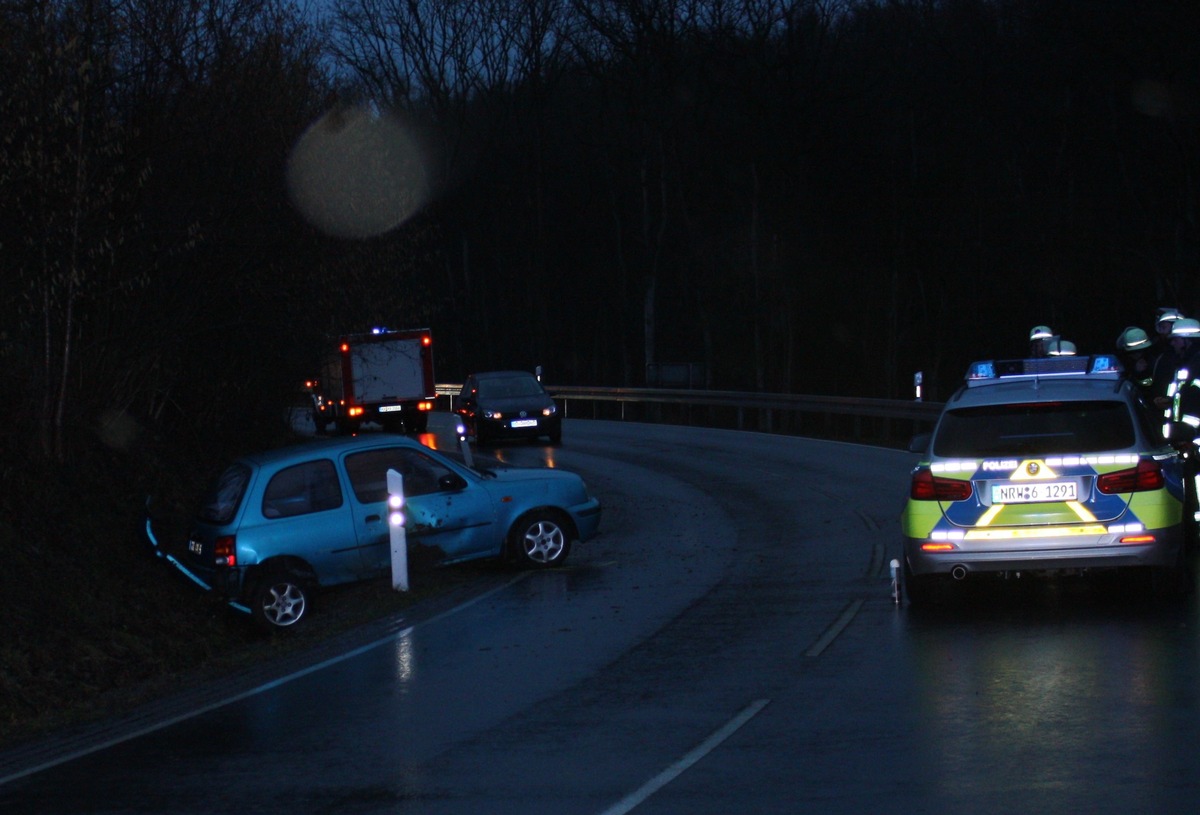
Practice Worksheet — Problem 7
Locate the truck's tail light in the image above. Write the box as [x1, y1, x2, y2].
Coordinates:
[214, 535, 237, 567]
[418, 401, 433, 411]
[348, 406, 364, 418]
[911, 468, 973, 501]
[1097, 459, 1164, 494]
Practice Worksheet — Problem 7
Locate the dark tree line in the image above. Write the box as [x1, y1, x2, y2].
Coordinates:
[2, 0, 1198, 472]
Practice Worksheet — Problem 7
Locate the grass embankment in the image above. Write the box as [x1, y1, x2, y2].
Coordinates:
[0, 431, 471, 752]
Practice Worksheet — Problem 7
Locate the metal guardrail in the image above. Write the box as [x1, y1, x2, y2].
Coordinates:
[436, 383, 943, 446]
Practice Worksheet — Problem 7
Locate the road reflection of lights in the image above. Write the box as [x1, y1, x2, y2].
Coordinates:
[913, 622, 1171, 798]
[394, 627, 416, 683]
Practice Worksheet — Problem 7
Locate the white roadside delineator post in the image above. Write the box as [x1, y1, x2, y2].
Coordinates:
[387, 468, 409, 591]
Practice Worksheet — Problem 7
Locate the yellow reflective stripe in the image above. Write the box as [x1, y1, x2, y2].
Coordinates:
[976, 504, 1004, 527]
[964, 525, 1108, 540]
[1067, 501, 1097, 522]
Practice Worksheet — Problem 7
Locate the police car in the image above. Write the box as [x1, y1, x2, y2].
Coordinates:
[901, 354, 1195, 605]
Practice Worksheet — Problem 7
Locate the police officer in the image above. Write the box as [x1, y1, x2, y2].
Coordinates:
[1029, 325, 1055, 358]
[1155, 308, 1183, 342]
[1166, 317, 1200, 426]
[1165, 317, 1200, 525]
[1115, 325, 1154, 393]
[1152, 310, 1188, 409]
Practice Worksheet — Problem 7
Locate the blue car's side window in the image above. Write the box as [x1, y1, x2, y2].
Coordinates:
[261, 459, 343, 519]
[345, 448, 451, 503]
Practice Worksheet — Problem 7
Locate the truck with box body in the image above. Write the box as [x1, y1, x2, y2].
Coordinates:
[310, 328, 436, 435]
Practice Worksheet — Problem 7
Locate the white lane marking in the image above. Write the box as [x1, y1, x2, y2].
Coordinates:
[0, 573, 529, 787]
[598, 698, 772, 815]
[804, 599, 864, 658]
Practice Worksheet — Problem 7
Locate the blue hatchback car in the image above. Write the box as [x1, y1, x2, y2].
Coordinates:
[153, 434, 601, 630]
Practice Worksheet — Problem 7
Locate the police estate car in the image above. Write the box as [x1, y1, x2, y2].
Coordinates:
[901, 354, 1194, 605]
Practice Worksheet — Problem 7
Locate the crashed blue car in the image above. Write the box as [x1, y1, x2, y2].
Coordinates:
[148, 434, 601, 630]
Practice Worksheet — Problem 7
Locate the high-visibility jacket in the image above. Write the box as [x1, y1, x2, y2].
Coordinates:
[1168, 348, 1200, 427]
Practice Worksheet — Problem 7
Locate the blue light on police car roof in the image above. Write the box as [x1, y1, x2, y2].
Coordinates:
[969, 362, 996, 380]
[1090, 354, 1121, 374]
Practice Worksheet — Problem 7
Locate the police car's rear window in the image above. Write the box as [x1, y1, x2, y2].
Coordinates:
[933, 400, 1135, 457]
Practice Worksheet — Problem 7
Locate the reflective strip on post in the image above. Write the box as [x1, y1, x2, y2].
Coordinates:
[387, 468, 409, 592]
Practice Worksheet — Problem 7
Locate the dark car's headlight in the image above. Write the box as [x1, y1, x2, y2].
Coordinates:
[542, 404, 557, 417]
[484, 409, 502, 419]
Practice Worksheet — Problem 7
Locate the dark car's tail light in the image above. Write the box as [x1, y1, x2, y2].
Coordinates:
[911, 468, 973, 501]
[214, 535, 237, 566]
[1097, 458, 1165, 494]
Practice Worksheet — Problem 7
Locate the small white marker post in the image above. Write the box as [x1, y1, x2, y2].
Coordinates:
[457, 423, 474, 468]
[387, 468, 409, 592]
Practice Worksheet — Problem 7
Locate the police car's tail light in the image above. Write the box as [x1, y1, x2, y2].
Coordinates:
[1096, 459, 1164, 494]
[910, 468, 973, 501]
[214, 535, 237, 567]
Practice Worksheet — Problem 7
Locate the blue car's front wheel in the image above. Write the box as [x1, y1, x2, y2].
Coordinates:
[509, 511, 572, 568]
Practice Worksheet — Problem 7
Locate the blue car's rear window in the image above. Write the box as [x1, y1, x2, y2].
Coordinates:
[933, 400, 1136, 457]
[198, 463, 251, 524]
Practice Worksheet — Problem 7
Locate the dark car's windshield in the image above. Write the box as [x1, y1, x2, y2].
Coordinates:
[198, 463, 251, 524]
[477, 375, 543, 398]
[933, 400, 1136, 457]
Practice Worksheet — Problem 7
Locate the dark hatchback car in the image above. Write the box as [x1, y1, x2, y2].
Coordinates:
[455, 371, 562, 445]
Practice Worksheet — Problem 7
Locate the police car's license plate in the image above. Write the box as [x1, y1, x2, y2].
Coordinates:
[511, 419, 538, 428]
[990, 480, 1077, 504]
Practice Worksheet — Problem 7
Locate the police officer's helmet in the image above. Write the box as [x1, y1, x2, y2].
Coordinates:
[1169, 317, 1200, 339]
[1116, 326, 1152, 353]
[1047, 339, 1077, 356]
[1157, 308, 1183, 329]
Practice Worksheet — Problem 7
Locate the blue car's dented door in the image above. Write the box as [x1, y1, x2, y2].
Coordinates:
[342, 445, 499, 571]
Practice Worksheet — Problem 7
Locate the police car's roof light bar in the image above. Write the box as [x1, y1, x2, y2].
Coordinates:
[966, 355, 1123, 386]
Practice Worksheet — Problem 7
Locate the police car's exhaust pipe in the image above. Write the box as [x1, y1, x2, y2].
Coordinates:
[950, 565, 969, 581]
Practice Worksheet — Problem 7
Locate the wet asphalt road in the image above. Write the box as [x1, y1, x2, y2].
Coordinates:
[4, 415, 1200, 813]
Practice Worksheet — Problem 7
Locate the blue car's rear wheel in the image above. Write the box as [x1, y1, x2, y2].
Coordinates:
[251, 571, 311, 631]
